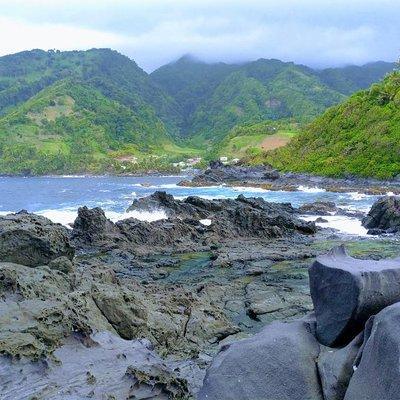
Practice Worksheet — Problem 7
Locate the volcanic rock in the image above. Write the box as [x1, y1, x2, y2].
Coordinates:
[309, 245, 400, 346]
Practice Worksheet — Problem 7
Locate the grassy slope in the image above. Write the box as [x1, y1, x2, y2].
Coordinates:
[0, 79, 178, 174]
[264, 72, 400, 179]
[211, 120, 300, 159]
[152, 58, 395, 147]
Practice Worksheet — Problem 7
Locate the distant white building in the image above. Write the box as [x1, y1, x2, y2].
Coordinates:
[231, 158, 240, 164]
[186, 157, 202, 166]
[220, 156, 228, 162]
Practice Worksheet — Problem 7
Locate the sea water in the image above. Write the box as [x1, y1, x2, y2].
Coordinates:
[0, 175, 384, 235]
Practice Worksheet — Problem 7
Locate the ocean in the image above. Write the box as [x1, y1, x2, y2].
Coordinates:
[0, 175, 384, 235]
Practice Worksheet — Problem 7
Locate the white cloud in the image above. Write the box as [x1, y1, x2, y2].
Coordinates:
[0, 16, 125, 56]
[0, 0, 397, 71]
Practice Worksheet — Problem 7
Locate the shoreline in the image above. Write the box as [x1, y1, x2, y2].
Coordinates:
[178, 164, 400, 195]
[1, 167, 400, 195]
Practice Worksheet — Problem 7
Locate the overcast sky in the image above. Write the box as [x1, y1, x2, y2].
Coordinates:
[0, 0, 398, 71]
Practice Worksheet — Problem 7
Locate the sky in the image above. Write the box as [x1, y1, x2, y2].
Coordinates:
[0, 0, 398, 72]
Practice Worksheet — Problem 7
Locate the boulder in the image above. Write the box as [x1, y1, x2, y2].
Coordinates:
[71, 206, 124, 247]
[362, 196, 400, 233]
[198, 319, 323, 400]
[0, 211, 74, 267]
[309, 246, 400, 346]
[299, 201, 337, 215]
[344, 302, 400, 400]
[317, 333, 363, 400]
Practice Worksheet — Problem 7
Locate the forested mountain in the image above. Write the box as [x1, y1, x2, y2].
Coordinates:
[152, 57, 395, 143]
[0, 48, 395, 174]
[0, 49, 185, 174]
[263, 71, 400, 179]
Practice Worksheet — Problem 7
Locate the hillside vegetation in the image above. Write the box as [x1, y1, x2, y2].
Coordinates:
[152, 56, 395, 144]
[0, 49, 395, 174]
[263, 72, 400, 179]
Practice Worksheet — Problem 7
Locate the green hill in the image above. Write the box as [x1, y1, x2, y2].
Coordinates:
[0, 49, 192, 174]
[0, 79, 177, 174]
[152, 57, 395, 144]
[263, 71, 400, 179]
[0, 49, 395, 174]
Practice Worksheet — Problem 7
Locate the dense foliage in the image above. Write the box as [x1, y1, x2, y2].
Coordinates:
[264, 72, 400, 179]
[152, 57, 395, 143]
[0, 49, 395, 174]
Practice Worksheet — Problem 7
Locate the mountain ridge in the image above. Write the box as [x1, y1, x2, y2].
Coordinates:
[0, 48, 396, 174]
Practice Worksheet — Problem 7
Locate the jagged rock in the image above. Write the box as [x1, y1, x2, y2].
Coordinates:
[362, 196, 400, 233]
[71, 206, 124, 247]
[344, 302, 400, 400]
[299, 201, 337, 215]
[198, 319, 323, 400]
[317, 333, 364, 400]
[48, 256, 74, 273]
[309, 246, 400, 346]
[0, 331, 201, 400]
[73, 194, 315, 254]
[0, 211, 74, 267]
[188, 162, 279, 185]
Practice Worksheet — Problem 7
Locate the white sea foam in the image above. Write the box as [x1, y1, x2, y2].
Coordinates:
[199, 219, 212, 226]
[232, 186, 270, 193]
[36, 208, 167, 227]
[59, 175, 88, 178]
[301, 215, 368, 236]
[37, 209, 78, 227]
[297, 185, 326, 193]
[347, 192, 368, 201]
[106, 209, 167, 223]
[0, 211, 12, 216]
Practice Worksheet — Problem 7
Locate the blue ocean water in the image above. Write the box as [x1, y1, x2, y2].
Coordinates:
[0, 175, 382, 233]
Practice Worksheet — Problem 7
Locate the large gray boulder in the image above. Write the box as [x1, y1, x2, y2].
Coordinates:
[362, 196, 400, 233]
[198, 319, 323, 400]
[317, 333, 363, 400]
[0, 211, 74, 267]
[309, 246, 400, 346]
[344, 302, 400, 400]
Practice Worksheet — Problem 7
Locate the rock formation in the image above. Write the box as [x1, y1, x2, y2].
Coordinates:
[362, 195, 400, 234]
[198, 318, 323, 400]
[0, 210, 74, 267]
[199, 246, 400, 400]
[309, 245, 400, 346]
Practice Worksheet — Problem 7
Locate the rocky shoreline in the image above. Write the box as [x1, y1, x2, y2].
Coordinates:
[0, 191, 399, 399]
[179, 161, 400, 195]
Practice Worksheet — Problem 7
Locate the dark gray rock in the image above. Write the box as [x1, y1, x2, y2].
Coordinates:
[190, 162, 280, 184]
[362, 196, 400, 233]
[344, 302, 400, 400]
[309, 245, 400, 346]
[317, 333, 363, 400]
[71, 206, 125, 248]
[0, 211, 74, 267]
[299, 201, 337, 215]
[198, 319, 323, 400]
